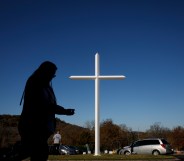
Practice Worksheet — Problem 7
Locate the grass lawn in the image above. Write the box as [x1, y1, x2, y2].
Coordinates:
[48, 154, 177, 160]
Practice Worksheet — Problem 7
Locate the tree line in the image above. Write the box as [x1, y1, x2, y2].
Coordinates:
[0, 115, 184, 152]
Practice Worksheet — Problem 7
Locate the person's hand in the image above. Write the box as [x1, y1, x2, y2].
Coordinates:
[65, 109, 75, 115]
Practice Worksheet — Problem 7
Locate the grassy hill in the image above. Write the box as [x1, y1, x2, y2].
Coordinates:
[0, 114, 88, 148]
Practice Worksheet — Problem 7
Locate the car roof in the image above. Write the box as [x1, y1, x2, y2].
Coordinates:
[134, 138, 167, 142]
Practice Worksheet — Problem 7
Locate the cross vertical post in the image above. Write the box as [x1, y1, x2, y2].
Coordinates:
[69, 53, 126, 156]
[95, 53, 100, 155]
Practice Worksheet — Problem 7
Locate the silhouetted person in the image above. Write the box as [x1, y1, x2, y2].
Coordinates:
[18, 61, 75, 161]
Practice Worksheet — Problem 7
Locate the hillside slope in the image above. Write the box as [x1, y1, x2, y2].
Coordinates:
[0, 115, 87, 148]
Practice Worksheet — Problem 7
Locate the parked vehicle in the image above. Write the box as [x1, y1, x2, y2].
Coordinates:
[68, 146, 80, 154]
[118, 138, 174, 155]
[48, 145, 76, 155]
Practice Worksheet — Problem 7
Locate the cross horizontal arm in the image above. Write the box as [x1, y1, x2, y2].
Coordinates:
[98, 75, 126, 80]
[69, 75, 126, 80]
[69, 76, 96, 80]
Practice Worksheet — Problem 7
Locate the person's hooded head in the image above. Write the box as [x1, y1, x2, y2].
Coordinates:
[31, 61, 57, 86]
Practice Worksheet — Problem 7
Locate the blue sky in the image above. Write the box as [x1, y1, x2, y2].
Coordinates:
[0, 0, 184, 131]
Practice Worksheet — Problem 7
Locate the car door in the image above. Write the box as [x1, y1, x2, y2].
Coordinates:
[132, 141, 142, 154]
[139, 140, 152, 154]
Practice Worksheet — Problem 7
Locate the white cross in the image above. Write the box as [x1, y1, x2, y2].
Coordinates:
[69, 53, 126, 155]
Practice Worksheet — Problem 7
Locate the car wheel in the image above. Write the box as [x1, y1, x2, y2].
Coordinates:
[152, 150, 160, 155]
[124, 151, 131, 155]
[59, 150, 65, 155]
[118, 149, 124, 155]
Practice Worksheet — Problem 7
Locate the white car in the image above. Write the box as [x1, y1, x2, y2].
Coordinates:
[118, 138, 174, 155]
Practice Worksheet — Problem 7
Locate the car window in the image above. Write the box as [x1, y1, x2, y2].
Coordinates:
[132, 139, 167, 147]
[149, 140, 160, 145]
[133, 141, 141, 147]
[133, 139, 160, 146]
[161, 139, 169, 144]
[141, 140, 149, 145]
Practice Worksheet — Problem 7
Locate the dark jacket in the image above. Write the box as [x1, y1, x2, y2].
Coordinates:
[18, 62, 70, 138]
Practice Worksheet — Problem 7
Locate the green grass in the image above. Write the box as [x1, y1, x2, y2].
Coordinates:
[48, 154, 176, 160]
